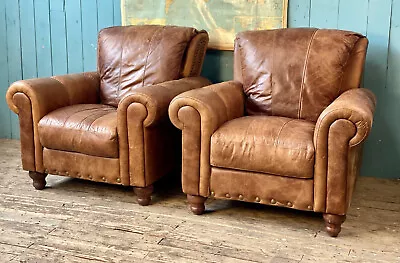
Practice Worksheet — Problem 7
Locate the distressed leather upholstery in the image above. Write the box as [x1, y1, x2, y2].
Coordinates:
[169, 28, 376, 236]
[6, 25, 210, 202]
[211, 116, 315, 179]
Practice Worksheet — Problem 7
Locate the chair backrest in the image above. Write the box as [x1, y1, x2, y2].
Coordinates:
[234, 28, 368, 122]
[98, 25, 209, 107]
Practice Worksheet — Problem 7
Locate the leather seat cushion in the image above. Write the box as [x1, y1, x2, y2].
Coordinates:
[210, 116, 315, 179]
[38, 104, 118, 158]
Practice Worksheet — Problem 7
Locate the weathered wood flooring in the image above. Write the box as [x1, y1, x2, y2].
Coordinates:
[0, 139, 399, 263]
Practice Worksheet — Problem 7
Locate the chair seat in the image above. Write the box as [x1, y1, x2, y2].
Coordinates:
[38, 104, 118, 158]
[210, 116, 315, 179]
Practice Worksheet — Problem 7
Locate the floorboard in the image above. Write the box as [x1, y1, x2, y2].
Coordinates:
[0, 139, 399, 262]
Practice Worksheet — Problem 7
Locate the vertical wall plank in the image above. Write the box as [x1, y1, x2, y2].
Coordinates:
[362, 0, 393, 177]
[0, 1, 10, 138]
[65, 0, 83, 73]
[81, 0, 98, 71]
[97, 0, 115, 31]
[288, 0, 311, 27]
[383, 0, 400, 178]
[337, 0, 369, 34]
[34, 0, 52, 77]
[19, 0, 38, 79]
[310, 0, 340, 28]
[114, 0, 122, 26]
[50, 0, 68, 75]
[5, 0, 22, 139]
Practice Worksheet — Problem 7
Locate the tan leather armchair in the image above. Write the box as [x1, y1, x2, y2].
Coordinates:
[169, 28, 376, 236]
[6, 25, 211, 205]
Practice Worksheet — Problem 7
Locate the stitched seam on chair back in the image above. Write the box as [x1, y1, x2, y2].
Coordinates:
[298, 29, 318, 119]
[141, 26, 165, 87]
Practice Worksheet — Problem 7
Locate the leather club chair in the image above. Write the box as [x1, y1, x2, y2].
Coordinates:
[6, 25, 211, 205]
[169, 28, 376, 236]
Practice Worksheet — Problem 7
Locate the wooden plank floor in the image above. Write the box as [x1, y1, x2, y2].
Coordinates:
[0, 139, 399, 263]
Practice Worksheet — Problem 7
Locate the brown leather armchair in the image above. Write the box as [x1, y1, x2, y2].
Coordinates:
[6, 25, 211, 205]
[169, 28, 376, 236]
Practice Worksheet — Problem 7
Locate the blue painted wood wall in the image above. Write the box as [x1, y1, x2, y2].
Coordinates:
[0, 0, 399, 179]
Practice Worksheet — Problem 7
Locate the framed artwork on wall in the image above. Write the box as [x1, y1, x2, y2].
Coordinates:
[121, 0, 288, 50]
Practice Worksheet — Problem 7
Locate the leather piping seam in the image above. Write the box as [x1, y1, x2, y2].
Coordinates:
[336, 37, 364, 97]
[142, 26, 165, 87]
[298, 29, 319, 119]
[16, 81, 46, 172]
[16, 92, 37, 171]
[315, 108, 369, 148]
[177, 96, 217, 196]
[236, 38, 248, 91]
[117, 30, 125, 101]
[324, 119, 355, 213]
[270, 30, 277, 116]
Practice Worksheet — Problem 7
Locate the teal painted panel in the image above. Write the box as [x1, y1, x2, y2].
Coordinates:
[362, 0, 394, 177]
[65, 0, 83, 73]
[0, 1, 11, 138]
[19, 0, 38, 79]
[97, 0, 114, 31]
[50, 0, 68, 75]
[337, 0, 368, 34]
[34, 0, 52, 77]
[202, 50, 233, 83]
[5, 0, 22, 139]
[310, 0, 340, 28]
[82, 0, 98, 72]
[385, 0, 400, 176]
[288, 0, 311, 27]
[114, 0, 122, 25]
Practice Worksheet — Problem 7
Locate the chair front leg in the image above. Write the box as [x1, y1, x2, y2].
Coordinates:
[187, 194, 207, 215]
[323, 213, 346, 237]
[134, 185, 154, 206]
[29, 171, 47, 190]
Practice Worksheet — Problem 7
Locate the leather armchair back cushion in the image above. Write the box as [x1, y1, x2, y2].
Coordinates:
[234, 28, 368, 122]
[98, 25, 198, 107]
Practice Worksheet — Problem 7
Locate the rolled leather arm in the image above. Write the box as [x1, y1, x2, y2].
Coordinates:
[6, 72, 100, 118]
[314, 88, 376, 148]
[168, 81, 245, 196]
[169, 81, 245, 133]
[6, 72, 99, 173]
[118, 77, 211, 128]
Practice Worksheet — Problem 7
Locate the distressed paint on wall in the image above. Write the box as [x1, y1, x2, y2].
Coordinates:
[0, 0, 399, 179]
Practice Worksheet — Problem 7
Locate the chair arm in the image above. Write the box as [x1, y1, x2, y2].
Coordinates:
[313, 88, 376, 214]
[168, 81, 245, 197]
[116, 77, 210, 187]
[169, 81, 245, 133]
[5, 72, 100, 173]
[314, 88, 376, 148]
[118, 77, 211, 128]
[6, 72, 100, 118]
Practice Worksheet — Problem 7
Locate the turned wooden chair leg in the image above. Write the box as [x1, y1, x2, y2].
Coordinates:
[187, 194, 207, 215]
[134, 185, 154, 206]
[29, 171, 47, 190]
[323, 213, 346, 237]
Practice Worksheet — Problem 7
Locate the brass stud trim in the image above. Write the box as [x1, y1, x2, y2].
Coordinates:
[102, 177, 106, 181]
[255, 197, 260, 202]
[238, 194, 244, 200]
[225, 193, 231, 198]
[210, 191, 215, 197]
[307, 205, 313, 210]
[287, 201, 293, 207]
[271, 199, 276, 204]
[116, 178, 121, 183]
